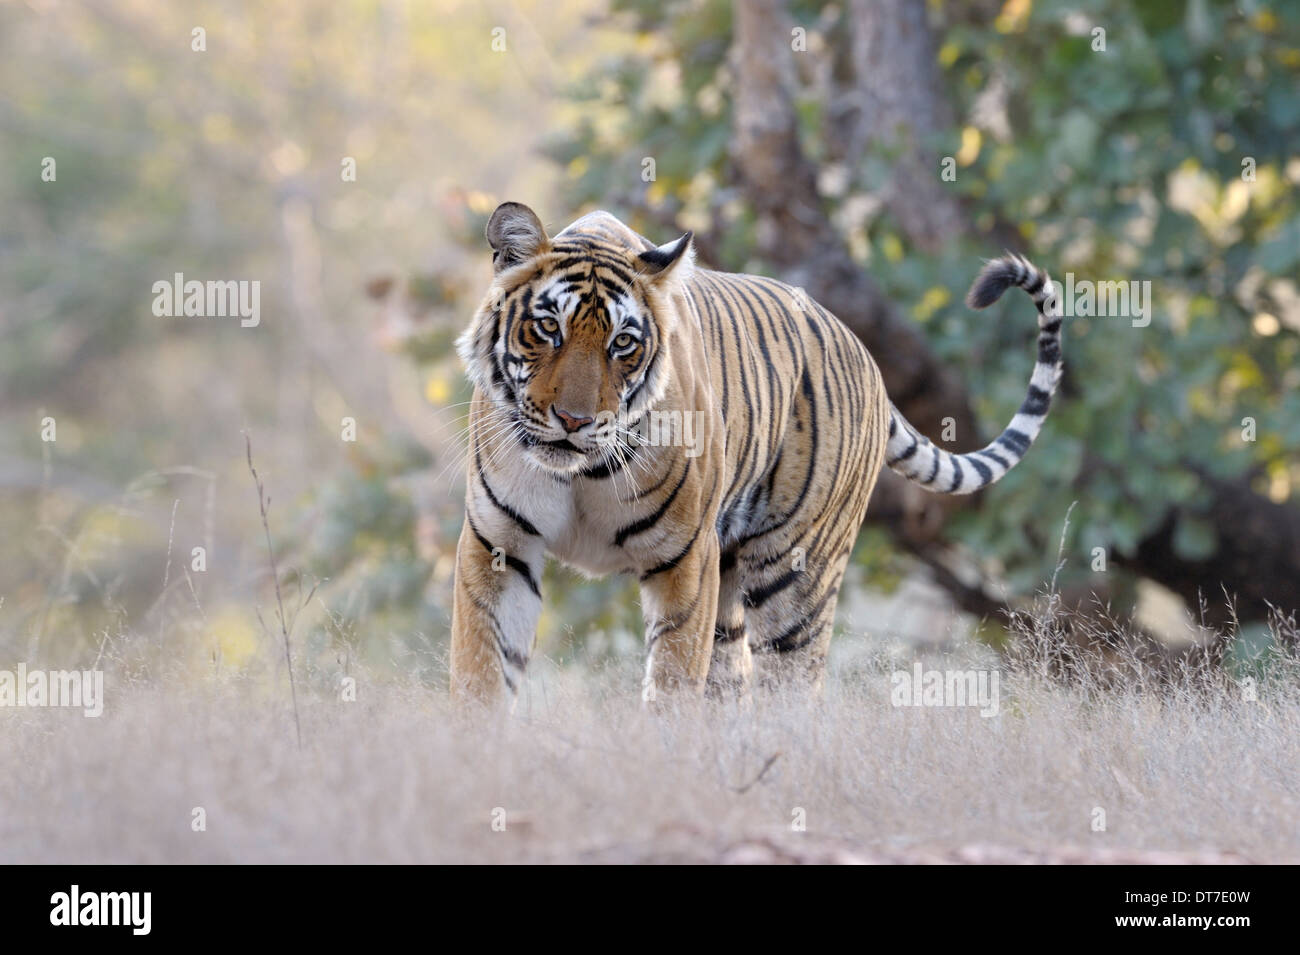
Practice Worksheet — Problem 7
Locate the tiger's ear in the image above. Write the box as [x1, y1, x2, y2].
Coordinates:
[638, 232, 694, 282]
[486, 202, 549, 272]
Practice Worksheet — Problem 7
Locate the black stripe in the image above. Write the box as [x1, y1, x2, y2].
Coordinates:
[1037, 336, 1061, 365]
[547, 248, 637, 285]
[766, 587, 838, 653]
[743, 568, 800, 609]
[889, 437, 920, 465]
[925, 449, 942, 484]
[495, 632, 528, 670]
[632, 459, 676, 500]
[468, 595, 522, 690]
[580, 451, 629, 480]
[476, 450, 539, 536]
[714, 623, 746, 644]
[967, 455, 992, 485]
[467, 515, 540, 597]
[639, 524, 702, 581]
[1019, 384, 1052, 417]
[999, 428, 1031, 456]
[750, 366, 820, 537]
[947, 456, 965, 492]
[487, 315, 516, 403]
[623, 337, 660, 409]
[500, 666, 517, 693]
[647, 598, 701, 646]
[613, 460, 690, 546]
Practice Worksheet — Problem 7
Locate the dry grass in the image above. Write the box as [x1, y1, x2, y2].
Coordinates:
[2, 631, 1296, 864]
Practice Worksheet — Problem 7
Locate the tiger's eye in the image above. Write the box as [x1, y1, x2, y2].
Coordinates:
[613, 333, 633, 349]
[538, 317, 560, 335]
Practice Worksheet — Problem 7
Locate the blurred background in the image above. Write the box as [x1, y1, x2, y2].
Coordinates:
[2, 0, 1297, 691]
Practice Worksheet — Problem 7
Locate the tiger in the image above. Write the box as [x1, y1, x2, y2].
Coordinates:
[450, 202, 1063, 704]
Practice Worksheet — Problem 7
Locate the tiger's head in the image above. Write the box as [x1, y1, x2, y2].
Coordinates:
[457, 202, 695, 474]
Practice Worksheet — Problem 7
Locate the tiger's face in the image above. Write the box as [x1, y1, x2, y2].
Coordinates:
[457, 202, 694, 474]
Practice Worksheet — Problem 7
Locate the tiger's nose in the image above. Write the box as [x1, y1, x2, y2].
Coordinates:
[553, 407, 595, 433]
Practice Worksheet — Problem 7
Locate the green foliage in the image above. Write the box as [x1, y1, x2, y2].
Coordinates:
[937, 0, 1299, 587]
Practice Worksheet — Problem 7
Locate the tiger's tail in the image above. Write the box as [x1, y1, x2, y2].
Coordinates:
[885, 255, 1063, 495]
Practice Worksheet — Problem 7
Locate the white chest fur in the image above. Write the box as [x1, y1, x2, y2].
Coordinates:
[548, 473, 647, 577]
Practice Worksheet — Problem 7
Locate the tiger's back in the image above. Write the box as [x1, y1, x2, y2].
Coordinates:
[692, 268, 889, 548]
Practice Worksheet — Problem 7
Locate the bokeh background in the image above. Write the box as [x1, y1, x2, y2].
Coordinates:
[2, 0, 1298, 692]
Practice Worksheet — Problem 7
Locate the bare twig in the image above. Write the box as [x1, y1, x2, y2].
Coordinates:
[731, 752, 782, 795]
[156, 497, 179, 649]
[245, 434, 302, 748]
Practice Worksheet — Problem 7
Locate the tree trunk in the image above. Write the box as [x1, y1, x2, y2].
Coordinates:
[842, 0, 968, 251]
[731, 0, 980, 543]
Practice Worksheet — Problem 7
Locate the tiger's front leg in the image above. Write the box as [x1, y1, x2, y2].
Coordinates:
[450, 513, 545, 707]
[637, 530, 720, 701]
